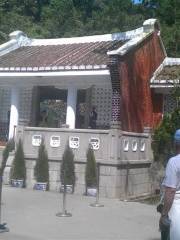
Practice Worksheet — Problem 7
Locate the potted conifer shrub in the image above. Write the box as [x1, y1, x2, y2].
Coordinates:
[34, 139, 49, 191]
[60, 143, 75, 194]
[85, 146, 97, 196]
[10, 139, 26, 188]
[0, 139, 15, 232]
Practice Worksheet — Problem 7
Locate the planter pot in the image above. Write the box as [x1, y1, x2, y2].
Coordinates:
[87, 187, 97, 197]
[34, 182, 47, 191]
[11, 179, 24, 188]
[60, 184, 73, 194]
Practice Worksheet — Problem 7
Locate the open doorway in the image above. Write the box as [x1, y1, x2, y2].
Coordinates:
[31, 87, 67, 128]
[76, 90, 86, 129]
[31, 87, 92, 129]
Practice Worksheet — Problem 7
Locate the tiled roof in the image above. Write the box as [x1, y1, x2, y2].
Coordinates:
[150, 58, 180, 87]
[0, 41, 125, 72]
[156, 65, 180, 80]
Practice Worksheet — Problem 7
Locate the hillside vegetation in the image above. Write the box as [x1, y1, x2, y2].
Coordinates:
[0, 0, 179, 56]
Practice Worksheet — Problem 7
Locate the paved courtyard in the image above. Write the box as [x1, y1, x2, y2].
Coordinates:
[0, 186, 160, 240]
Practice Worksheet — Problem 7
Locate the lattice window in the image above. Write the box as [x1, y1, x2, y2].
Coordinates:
[0, 88, 11, 122]
[164, 94, 177, 114]
[91, 86, 112, 128]
[19, 88, 33, 125]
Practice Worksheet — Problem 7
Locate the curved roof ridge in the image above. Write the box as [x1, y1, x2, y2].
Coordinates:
[30, 27, 143, 46]
[164, 57, 180, 66]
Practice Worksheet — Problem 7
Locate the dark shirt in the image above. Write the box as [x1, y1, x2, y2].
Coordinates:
[89, 110, 97, 128]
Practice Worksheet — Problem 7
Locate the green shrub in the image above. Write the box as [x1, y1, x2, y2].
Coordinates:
[10, 139, 26, 185]
[34, 139, 49, 189]
[60, 143, 75, 190]
[85, 146, 97, 189]
[0, 139, 15, 176]
[152, 108, 180, 165]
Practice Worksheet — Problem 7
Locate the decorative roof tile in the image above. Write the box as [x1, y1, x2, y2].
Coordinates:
[156, 65, 180, 80]
[0, 41, 125, 72]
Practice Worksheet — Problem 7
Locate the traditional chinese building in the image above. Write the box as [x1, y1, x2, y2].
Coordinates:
[0, 19, 179, 198]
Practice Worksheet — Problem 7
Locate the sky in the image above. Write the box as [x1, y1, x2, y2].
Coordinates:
[132, 0, 143, 4]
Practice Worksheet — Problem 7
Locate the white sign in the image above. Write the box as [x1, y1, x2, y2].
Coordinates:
[69, 136, 79, 149]
[140, 140, 146, 152]
[32, 135, 42, 147]
[123, 139, 129, 152]
[50, 136, 60, 148]
[132, 140, 138, 152]
[90, 138, 100, 150]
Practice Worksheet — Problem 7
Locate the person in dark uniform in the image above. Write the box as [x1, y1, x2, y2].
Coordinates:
[7, 110, 10, 126]
[89, 106, 97, 129]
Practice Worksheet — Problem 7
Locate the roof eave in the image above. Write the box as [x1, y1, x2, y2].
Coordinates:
[0, 69, 110, 77]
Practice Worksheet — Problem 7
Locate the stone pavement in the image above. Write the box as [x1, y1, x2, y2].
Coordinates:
[0, 186, 160, 240]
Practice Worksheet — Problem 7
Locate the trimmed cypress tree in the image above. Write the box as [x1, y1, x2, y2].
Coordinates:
[34, 139, 49, 190]
[0, 139, 15, 226]
[0, 139, 15, 176]
[11, 139, 26, 185]
[85, 146, 97, 189]
[60, 143, 75, 191]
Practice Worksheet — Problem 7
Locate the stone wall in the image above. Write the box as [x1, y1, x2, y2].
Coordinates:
[23, 160, 152, 198]
[12, 126, 153, 198]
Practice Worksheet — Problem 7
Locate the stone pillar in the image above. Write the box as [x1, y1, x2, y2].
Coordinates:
[66, 87, 77, 129]
[143, 126, 153, 162]
[9, 87, 19, 139]
[109, 55, 121, 129]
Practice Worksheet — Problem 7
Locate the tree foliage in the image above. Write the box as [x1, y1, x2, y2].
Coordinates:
[60, 143, 75, 188]
[0, 139, 15, 176]
[34, 139, 49, 189]
[142, 0, 180, 56]
[10, 139, 26, 183]
[0, 0, 179, 56]
[152, 108, 180, 165]
[85, 146, 97, 188]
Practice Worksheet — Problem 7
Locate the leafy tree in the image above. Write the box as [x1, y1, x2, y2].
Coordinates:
[85, 146, 97, 189]
[10, 139, 26, 185]
[0, 0, 179, 56]
[142, 0, 180, 56]
[60, 143, 75, 190]
[152, 108, 180, 165]
[34, 139, 49, 189]
[0, 0, 50, 21]
[42, 0, 80, 38]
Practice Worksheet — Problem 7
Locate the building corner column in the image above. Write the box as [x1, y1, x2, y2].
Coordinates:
[109, 55, 121, 129]
[66, 87, 77, 129]
[8, 87, 20, 140]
